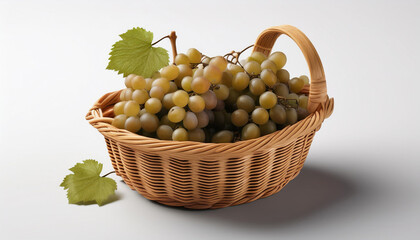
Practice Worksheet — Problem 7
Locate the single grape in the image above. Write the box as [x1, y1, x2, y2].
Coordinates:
[120, 89, 126, 101]
[132, 89, 149, 104]
[168, 106, 186, 123]
[113, 101, 126, 116]
[270, 104, 287, 124]
[144, 98, 162, 114]
[140, 113, 159, 132]
[204, 65, 222, 84]
[181, 76, 193, 92]
[244, 61, 262, 75]
[172, 90, 189, 107]
[276, 69, 290, 84]
[231, 109, 249, 127]
[213, 111, 225, 129]
[285, 108, 298, 125]
[236, 95, 255, 113]
[221, 71, 233, 87]
[241, 123, 261, 140]
[247, 51, 267, 64]
[201, 90, 217, 110]
[261, 69, 277, 87]
[296, 107, 309, 120]
[152, 78, 170, 93]
[202, 56, 211, 65]
[289, 77, 305, 93]
[191, 77, 211, 94]
[298, 95, 308, 109]
[162, 93, 175, 110]
[214, 99, 225, 111]
[125, 116, 142, 133]
[286, 93, 299, 108]
[299, 75, 310, 85]
[188, 128, 205, 142]
[259, 91, 277, 109]
[269, 52, 287, 69]
[232, 72, 250, 91]
[149, 86, 165, 100]
[227, 64, 244, 76]
[259, 120, 276, 135]
[125, 74, 135, 88]
[186, 48, 202, 64]
[273, 83, 289, 97]
[188, 95, 205, 113]
[160, 115, 177, 129]
[193, 67, 204, 78]
[252, 108, 269, 125]
[124, 88, 133, 100]
[260, 59, 277, 73]
[131, 75, 146, 90]
[175, 64, 193, 87]
[209, 56, 228, 71]
[225, 88, 241, 107]
[183, 111, 198, 130]
[196, 111, 209, 128]
[156, 125, 173, 140]
[211, 130, 234, 143]
[175, 53, 190, 65]
[145, 78, 154, 91]
[112, 114, 127, 129]
[172, 128, 189, 141]
[248, 78, 265, 96]
[160, 65, 179, 80]
[124, 100, 140, 116]
[213, 84, 230, 100]
[169, 82, 177, 93]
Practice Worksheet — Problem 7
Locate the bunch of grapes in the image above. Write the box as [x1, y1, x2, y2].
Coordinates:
[112, 48, 310, 143]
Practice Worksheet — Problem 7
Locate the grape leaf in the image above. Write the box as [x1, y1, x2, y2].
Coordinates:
[60, 159, 117, 206]
[106, 27, 169, 78]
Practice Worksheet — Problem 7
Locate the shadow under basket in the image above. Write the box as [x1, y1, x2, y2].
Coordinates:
[86, 25, 334, 209]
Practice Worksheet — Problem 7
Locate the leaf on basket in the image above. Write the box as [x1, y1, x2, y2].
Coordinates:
[60, 159, 117, 206]
[106, 27, 169, 78]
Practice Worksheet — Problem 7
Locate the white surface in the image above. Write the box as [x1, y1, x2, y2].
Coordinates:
[1, 0, 420, 239]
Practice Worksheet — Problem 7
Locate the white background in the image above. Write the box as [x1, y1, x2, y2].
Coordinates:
[1, 0, 419, 239]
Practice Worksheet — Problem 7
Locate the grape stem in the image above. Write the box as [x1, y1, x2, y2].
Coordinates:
[101, 171, 116, 178]
[151, 31, 178, 64]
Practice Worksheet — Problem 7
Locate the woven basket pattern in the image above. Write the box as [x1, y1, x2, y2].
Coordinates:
[86, 25, 334, 209]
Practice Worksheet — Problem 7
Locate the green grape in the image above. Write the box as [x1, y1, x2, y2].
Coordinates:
[172, 90, 189, 107]
[191, 77, 210, 94]
[260, 120, 276, 135]
[152, 72, 161, 79]
[131, 75, 146, 90]
[225, 88, 241, 107]
[289, 77, 305, 93]
[273, 83, 289, 97]
[186, 48, 202, 64]
[125, 116, 142, 133]
[175, 64, 193, 87]
[193, 67, 204, 78]
[149, 86, 165, 100]
[183, 111, 198, 130]
[244, 61, 261, 75]
[196, 111, 209, 128]
[169, 82, 178, 93]
[175, 53, 190, 65]
[132, 89, 149, 104]
[204, 65, 222, 84]
[241, 123, 261, 140]
[145, 78, 154, 91]
[221, 71, 233, 87]
[113, 101, 126, 116]
[260, 59, 277, 73]
[286, 93, 299, 108]
[297, 107, 309, 120]
[247, 51, 267, 64]
[188, 128, 205, 142]
[236, 95, 255, 113]
[140, 113, 159, 132]
[209, 56, 228, 71]
[120, 89, 126, 101]
[188, 95, 205, 113]
[259, 91, 277, 109]
[124, 100, 140, 116]
[168, 106, 186, 123]
[144, 98, 162, 114]
[298, 95, 308, 109]
[214, 99, 225, 111]
[232, 72, 250, 91]
[299, 75, 310, 85]
[125, 74, 135, 88]
[249, 78, 265, 96]
[138, 108, 147, 117]
[285, 108, 298, 125]
[252, 108, 269, 125]
[213, 84, 230, 100]
[162, 93, 175, 110]
[152, 78, 170, 93]
[276, 69, 290, 84]
[212, 130, 234, 143]
[261, 69, 277, 87]
[156, 125, 173, 140]
[269, 52, 287, 69]
[227, 64, 244, 76]
[202, 56, 211, 65]
[112, 114, 127, 129]
[124, 88, 133, 100]
[213, 111, 225, 129]
[160, 65, 179, 80]
[160, 115, 177, 129]
[172, 128, 189, 141]
[270, 104, 287, 124]
[201, 90, 217, 110]
[231, 109, 249, 127]
[181, 76, 193, 92]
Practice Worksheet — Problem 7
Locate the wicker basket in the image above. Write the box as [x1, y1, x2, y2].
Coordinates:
[86, 25, 334, 209]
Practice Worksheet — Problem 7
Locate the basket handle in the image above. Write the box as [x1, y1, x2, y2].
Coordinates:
[253, 25, 327, 113]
